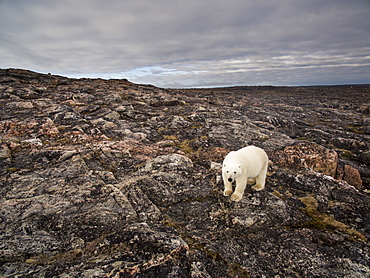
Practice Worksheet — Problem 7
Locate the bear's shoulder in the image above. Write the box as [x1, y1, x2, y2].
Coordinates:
[224, 150, 243, 163]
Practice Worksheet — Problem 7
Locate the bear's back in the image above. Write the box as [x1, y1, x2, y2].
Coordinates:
[235, 146, 268, 163]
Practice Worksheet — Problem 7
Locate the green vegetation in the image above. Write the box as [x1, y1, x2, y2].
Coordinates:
[296, 196, 366, 242]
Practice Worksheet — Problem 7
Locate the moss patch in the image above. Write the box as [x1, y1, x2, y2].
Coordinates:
[163, 135, 178, 141]
[178, 139, 194, 154]
[25, 249, 83, 265]
[298, 196, 366, 242]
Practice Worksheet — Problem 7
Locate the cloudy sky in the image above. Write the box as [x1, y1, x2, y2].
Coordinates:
[1, 0, 370, 88]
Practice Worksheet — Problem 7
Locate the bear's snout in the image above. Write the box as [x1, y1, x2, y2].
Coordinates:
[228, 178, 233, 182]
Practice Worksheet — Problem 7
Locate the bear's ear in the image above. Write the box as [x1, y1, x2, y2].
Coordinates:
[238, 164, 242, 169]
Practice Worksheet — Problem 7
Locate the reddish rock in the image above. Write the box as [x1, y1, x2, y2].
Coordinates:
[337, 164, 363, 189]
[270, 141, 338, 177]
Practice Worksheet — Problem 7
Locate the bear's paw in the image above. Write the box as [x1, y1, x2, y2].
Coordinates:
[231, 193, 243, 202]
[223, 190, 233, 196]
[251, 183, 264, 191]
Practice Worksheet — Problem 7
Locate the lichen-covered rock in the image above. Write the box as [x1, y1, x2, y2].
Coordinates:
[269, 141, 338, 177]
[142, 153, 193, 173]
[0, 69, 369, 277]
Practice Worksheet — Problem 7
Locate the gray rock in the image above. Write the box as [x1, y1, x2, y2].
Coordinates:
[142, 153, 193, 173]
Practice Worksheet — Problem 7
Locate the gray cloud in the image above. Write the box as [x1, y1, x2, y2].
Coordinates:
[1, 0, 369, 87]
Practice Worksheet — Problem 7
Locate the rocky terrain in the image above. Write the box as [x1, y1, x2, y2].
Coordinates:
[0, 68, 369, 277]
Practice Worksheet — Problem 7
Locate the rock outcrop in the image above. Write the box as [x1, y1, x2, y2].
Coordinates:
[1, 69, 369, 277]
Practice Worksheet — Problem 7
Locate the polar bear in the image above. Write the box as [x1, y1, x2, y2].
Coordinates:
[222, 146, 268, 202]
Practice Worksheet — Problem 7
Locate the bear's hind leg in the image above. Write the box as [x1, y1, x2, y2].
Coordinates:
[251, 182, 264, 191]
[247, 178, 256, 185]
[251, 164, 267, 191]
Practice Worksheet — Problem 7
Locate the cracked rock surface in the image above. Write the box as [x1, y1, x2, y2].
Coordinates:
[1, 69, 370, 277]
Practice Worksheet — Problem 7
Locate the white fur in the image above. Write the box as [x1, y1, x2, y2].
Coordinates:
[222, 146, 268, 202]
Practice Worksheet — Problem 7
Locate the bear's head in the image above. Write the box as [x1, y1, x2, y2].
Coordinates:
[223, 163, 242, 183]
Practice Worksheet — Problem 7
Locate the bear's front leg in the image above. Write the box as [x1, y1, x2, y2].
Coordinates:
[231, 178, 247, 202]
[223, 175, 233, 196]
